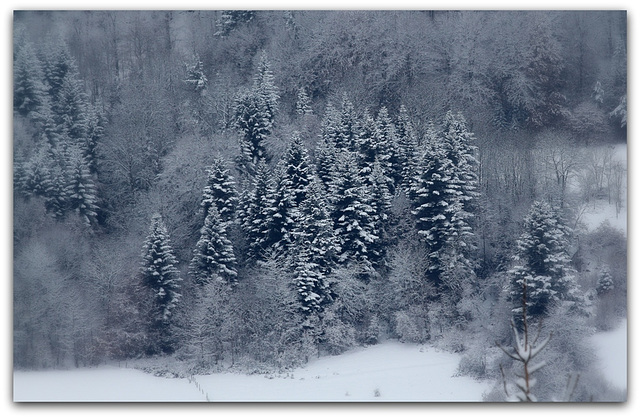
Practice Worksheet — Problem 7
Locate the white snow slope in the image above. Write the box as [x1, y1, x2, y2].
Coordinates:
[13, 341, 491, 402]
[590, 318, 627, 391]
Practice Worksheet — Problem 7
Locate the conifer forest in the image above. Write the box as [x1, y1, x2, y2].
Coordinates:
[13, 10, 627, 402]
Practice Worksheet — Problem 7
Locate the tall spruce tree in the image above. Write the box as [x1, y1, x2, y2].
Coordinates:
[330, 151, 378, 271]
[292, 241, 334, 320]
[201, 157, 238, 225]
[296, 87, 313, 116]
[509, 201, 579, 319]
[140, 214, 182, 354]
[409, 137, 461, 291]
[281, 132, 313, 207]
[242, 161, 277, 259]
[64, 145, 99, 227]
[292, 176, 338, 274]
[13, 41, 47, 118]
[395, 105, 419, 190]
[190, 206, 238, 286]
[234, 53, 279, 172]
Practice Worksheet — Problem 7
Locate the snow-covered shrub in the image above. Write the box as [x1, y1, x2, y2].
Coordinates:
[364, 314, 382, 345]
[393, 308, 429, 343]
[456, 348, 488, 379]
[321, 308, 357, 355]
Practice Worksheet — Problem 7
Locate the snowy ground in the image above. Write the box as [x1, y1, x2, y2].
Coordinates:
[13, 321, 628, 402]
[590, 318, 627, 392]
[13, 341, 491, 402]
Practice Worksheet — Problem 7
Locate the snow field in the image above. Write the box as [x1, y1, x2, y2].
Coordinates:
[14, 341, 490, 402]
[590, 318, 627, 391]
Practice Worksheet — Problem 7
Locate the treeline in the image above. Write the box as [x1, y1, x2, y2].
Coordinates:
[13, 11, 626, 400]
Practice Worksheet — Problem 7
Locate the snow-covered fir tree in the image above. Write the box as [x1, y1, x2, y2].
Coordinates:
[292, 240, 334, 320]
[314, 135, 339, 192]
[140, 213, 182, 354]
[509, 200, 579, 319]
[64, 145, 99, 227]
[369, 159, 393, 251]
[253, 52, 279, 124]
[356, 110, 379, 179]
[234, 54, 279, 172]
[280, 132, 313, 207]
[82, 103, 106, 174]
[374, 106, 402, 191]
[39, 38, 77, 104]
[190, 205, 238, 286]
[200, 157, 238, 225]
[330, 151, 378, 272]
[596, 265, 614, 295]
[409, 136, 461, 291]
[234, 91, 271, 172]
[296, 87, 313, 116]
[442, 110, 480, 222]
[395, 105, 419, 190]
[242, 161, 277, 259]
[267, 163, 298, 256]
[13, 41, 47, 118]
[55, 73, 89, 142]
[291, 176, 338, 274]
[320, 101, 342, 145]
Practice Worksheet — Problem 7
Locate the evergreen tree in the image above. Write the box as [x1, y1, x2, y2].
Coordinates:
[13, 41, 47, 118]
[409, 138, 461, 290]
[314, 135, 339, 192]
[242, 161, 277, 259]
[369, 159, 393, 249]
[336, 94, 359, 151]
[234, 55, 279, 172]
[140, 214, 182, 354]
[296, 87, 313, 116]
[509, 201, 579, 319]
[281, 132, 313, 207]
[395, 105, 419, 190]
[330, 151, 378, 271]
[374, 106, 401, 191]
[234, 90, 272, 171]
[253, 52, 280, 124]
[82, 103, 106, 174]
[292, 241, 334, 320]
[320, 101, 342, 145]
[39, 38, 77, 104]
[292, 176, 338, 274]
[64, 146, 99, 227]
[356, 110, 379, 179]
[190, 206, 238, 286]
[442, 111, 479, 221]
[55, 74, 89, 142]
[200, 157, 238, 225]
[268, 163, 298, 255]
[596, 265, 614, 295]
